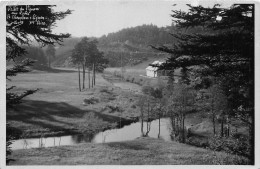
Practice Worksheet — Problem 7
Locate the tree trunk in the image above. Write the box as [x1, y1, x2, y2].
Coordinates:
[226, 116, 230, 137]
[158, 114, 161, 138]
[182, 114, 185, 143]
[147, 102, 149, 133]
[211, 97, 216, 135]
[78, 65, 81, 92]
[221, 115, 224, 137]
[141, 110, 144, 136]
[94, 62, 96, 85]
[145, 101, 150, 136]
[82, 63, 85, 89]
[88, 67, 91, 89]
[92, 63, 94, 88]
[213, 114, 216, 135]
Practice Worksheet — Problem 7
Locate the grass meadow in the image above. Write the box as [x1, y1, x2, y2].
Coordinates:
[7, 67, 250, 165]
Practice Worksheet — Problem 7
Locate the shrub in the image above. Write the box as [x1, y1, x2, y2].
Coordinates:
[131, 104, 136, 108]
[142, 86, 153, 95]
[126, 76, 130, 82]
[131, 77, 135, 83]
[208, 135, 250, 158]
[83, 97, 99, 105]
[6, 123, 15, 164]
[186, 136, 209, 148]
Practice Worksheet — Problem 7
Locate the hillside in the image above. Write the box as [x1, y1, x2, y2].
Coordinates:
[51, 24, 174, 68]
[9, 137, 248, 165]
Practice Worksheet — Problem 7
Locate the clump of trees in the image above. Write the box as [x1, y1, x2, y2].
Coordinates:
[166, 83, 196, 143]
[70, 37, 108, 91]
[150, 4, 254, 163]
[6, 5, 72, 164]
[137, 83, 166, 138]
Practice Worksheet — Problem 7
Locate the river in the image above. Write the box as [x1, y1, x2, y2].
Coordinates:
[11, 118, 173, 150]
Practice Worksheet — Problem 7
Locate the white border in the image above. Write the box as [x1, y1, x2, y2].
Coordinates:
[0, 0, 259, 169]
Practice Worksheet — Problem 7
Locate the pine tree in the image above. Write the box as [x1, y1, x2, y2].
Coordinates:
[152, 4, 254, 163]
[6, 5, 72, 164]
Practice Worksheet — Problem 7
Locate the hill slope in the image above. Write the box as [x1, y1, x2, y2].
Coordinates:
[9, 137, 248, 165]
[51, 24, 174, 68]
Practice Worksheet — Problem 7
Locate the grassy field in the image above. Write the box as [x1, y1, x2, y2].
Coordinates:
[7, 68, 142, 138]
[7, 67, 250, 165]
[7, 67, 247, 140]
[9, 137, 249, 165]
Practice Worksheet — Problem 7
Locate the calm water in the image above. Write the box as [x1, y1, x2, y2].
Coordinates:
[11, 118, 172, 150]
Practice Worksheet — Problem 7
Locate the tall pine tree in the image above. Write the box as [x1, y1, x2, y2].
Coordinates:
[152, 4, 254, 163]
[6, 5, 72, 164]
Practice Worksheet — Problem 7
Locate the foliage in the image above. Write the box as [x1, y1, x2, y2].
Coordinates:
[6, 5, 72, 164]
[6, 123, 15, 164]
[7, 5, 72, 106]
[11, 46, 48, 68]
[154, 3, 254, 121]
[166, 83, 196, 143]
[153, 4, 254, 161]
[71, 37, 108, 72]
[196, 82, 228, 135]
[208, 135, 251, 158]
[99, 24, 177, 46]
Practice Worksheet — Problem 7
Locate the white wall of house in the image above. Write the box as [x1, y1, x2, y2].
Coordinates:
[146, 66, 158, 77]
[146, 61, 162, 77]
[146, 69, 155, 77]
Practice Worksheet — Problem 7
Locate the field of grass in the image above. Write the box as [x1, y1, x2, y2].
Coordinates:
[7, 67, 250, 165]
[9, 137, 249, 165]
[7, 68, 142, 138]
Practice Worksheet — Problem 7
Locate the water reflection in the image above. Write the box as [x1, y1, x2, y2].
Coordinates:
[11, 118, 172, 150]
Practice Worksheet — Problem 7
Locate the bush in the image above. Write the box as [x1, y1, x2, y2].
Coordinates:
[131, 104, 136, 109]
[186, 136, 209, 148]
[126, 76, 130, 82]
[208, 135, 250, 157]
[83, 97, 99, 105]
[142, 86, 154, 95]
[6, 123, 16, 164]
[131, 77, 135, 83]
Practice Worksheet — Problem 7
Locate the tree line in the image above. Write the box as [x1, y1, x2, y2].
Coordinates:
[99, 24, 176, 46]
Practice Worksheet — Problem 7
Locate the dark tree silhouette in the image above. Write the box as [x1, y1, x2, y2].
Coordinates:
[152, 4, 254, 163]
[6, 5, 72, 164]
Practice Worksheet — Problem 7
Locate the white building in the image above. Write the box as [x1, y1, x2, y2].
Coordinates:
[145, 61, 163, 77]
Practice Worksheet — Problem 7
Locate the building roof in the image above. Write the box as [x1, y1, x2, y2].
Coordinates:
[146, 66, 158, 71]
[145, 61, 164, 71]
[151, 61, 163, 65]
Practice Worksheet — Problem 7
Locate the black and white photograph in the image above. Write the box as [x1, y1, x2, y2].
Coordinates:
[1, 0, 258, 166]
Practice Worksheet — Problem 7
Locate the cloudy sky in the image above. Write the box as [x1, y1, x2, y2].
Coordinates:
[52, 1, 233, 38]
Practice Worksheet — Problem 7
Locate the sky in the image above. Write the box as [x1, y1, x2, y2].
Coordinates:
[52, 0, 233, 38]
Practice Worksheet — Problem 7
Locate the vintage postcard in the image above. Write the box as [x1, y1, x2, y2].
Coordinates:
[1, 0, 259, 168]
